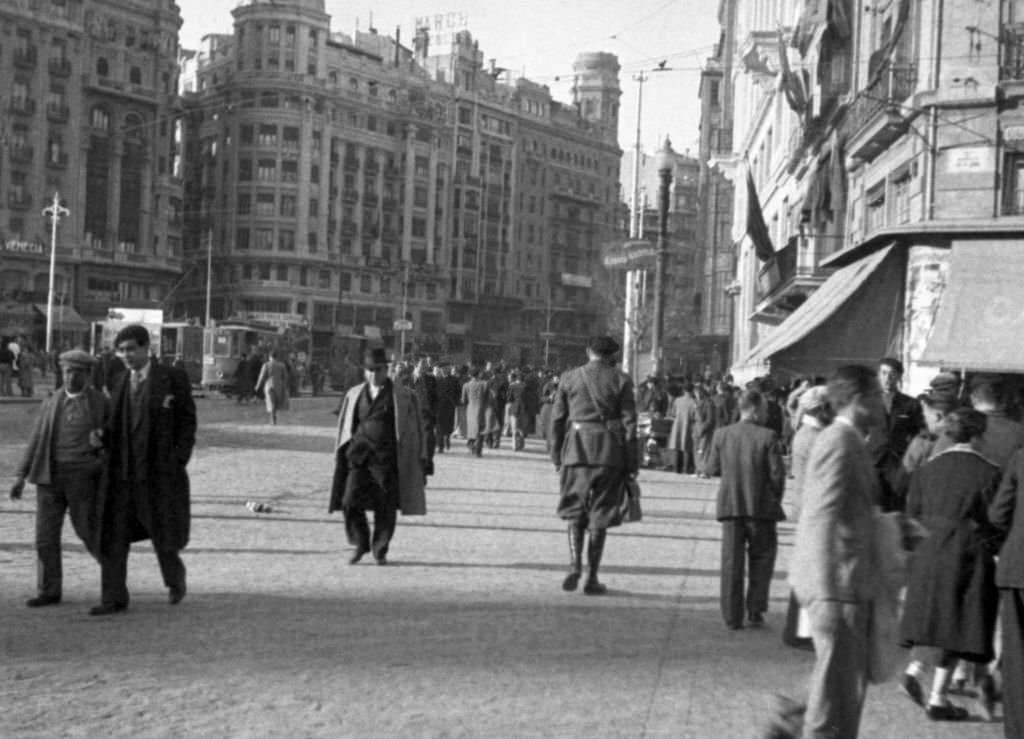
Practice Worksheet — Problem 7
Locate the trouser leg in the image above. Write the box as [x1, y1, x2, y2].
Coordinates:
[155, 548, 186, 592]
[345, 508, 371, 553]
[804, 601, 869, 739]
[34, 485, 67, 599]
[746, 519, 778, 616]
[719, 519, 746, 628]
[585, 528, 607, 587]
[100, 542, 130, 607]
[371, 506, 397, 560]
[1002, 588, 1024, 739]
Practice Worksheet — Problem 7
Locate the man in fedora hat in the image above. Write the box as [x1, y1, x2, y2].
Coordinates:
[329, 347, 430, 564]
[10, 349, 109, 608]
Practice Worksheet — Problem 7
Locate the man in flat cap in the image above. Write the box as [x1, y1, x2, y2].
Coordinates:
[91, 324, 196, 615]
[329, 347, 430, 565]
[10, 349, 109, 608]
[550, 335, 637, 594]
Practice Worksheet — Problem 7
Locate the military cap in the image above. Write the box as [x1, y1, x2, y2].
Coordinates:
[587, 335, 619, 357]
[59, 349, 96, 370]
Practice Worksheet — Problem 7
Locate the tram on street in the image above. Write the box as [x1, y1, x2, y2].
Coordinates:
[201, 321, 281, 393]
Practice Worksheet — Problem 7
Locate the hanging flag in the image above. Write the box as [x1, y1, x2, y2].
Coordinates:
[746, 168, 776, 262]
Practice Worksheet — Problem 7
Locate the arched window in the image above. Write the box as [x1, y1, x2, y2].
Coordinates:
[96, 57, 108, 76]
[91, 106, 110, 131]
[349, 76, 358, 90]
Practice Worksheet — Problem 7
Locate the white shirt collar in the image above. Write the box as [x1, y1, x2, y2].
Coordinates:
[131, 360, 151, 383]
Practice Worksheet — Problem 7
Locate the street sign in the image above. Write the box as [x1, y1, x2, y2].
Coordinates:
[394, 319, 413, 331]
[602, 240, 657, 269]
[539, 331, 556, 339]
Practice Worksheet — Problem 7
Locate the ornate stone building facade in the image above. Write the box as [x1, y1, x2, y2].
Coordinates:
[0, 0, 184, 340]
[177, 0, 622, 366]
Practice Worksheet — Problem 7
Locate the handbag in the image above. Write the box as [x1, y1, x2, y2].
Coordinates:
[620, 478, 643, 523]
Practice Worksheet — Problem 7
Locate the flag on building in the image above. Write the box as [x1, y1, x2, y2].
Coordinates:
[746, 168, 776, 261]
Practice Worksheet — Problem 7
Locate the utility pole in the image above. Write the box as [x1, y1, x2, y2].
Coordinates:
[42, 193, 69, 354]
[623, 71, 647, 377]
[204, 229, 213, 327]
[650, 137, 675, 376]
[399, 262, 410, 363]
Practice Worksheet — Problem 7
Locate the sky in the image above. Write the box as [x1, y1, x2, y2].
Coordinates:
[175, 0, 721, 157]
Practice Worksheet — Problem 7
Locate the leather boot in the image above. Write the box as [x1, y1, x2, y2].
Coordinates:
[562, 523, 585, 591]
[584, 529, 608, 595]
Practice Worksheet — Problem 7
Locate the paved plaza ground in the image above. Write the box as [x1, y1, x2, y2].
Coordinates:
[0, 396, 1006, 737]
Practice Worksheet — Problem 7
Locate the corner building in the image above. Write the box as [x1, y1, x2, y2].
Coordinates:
[178, 0, 622, 367]
[0, 0, 184, 341]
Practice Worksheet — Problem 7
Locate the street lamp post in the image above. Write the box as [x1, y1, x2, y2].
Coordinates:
[649, 137, 675, 376]
[42, 192, 69, 354]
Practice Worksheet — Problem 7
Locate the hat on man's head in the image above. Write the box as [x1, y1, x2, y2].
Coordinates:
[798, 385, 830, 413]
[587, 335, 620, 357]
[59, 349, 95, 370]
[929, 372, 961, 395]
[919, 387, 959, 413]
[362, 348, 389, 370]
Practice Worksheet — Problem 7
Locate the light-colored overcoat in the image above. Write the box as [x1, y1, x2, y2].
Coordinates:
[790, 419, 879, 606]
[331, 381, 427, 515]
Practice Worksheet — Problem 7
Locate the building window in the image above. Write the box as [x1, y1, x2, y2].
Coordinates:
[280, 195, 296, 217]
[279, 230, 295, 251]
[319, 270, 332, 289]
[865, 182, 886, 233]
[256, 228, 274, 250]
[236, 228, 250, 250]
[237, 193, 251, 214]
[1004, 154, 1024, 215]
[96, 57, 108, 76]
[91, 107, 110, 131]
[260, 92, 279, 108]
[892, 172, 912, 224]
[308, 232, 318, 251]
[281, 160, 298, 183]
[256, 192, 275, 215]
[257, 159, 276, 181]
[359, 274, 371, 293]
[257, 124, 277, 147]
[309, 198, 319, 216]
[238, 159, 253, 181]
[129, 66, 142, 85]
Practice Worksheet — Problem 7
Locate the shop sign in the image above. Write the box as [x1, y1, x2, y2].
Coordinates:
[944, 146, 994, 174]
[3, 239, 45, 255]
[561, 273, 593, 288]
[1004, 125, 1024, 142]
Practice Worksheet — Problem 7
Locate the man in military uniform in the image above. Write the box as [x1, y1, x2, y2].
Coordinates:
[550, 336, 638, 595]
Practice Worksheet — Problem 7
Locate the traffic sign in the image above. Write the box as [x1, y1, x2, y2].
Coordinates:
[393, 319, 413, 331]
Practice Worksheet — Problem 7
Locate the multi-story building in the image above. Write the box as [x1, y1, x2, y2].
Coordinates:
[694, 24, 736, 375]
[722, 0, 1024, 388]
[618, 146, 701, 375]
[176, 0, 622, 367]
[0, 0, 185, 344]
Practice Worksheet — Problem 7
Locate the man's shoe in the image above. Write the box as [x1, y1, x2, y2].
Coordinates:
[562, 571, 581, 592]
[26, 595, 61, 608]
[925, 702, 969, 721]
[977, 675, 997, 721]
[582, 580, 607, 596]
[726, 622, 744, 631]
[748, 611, 765, 627]
[169, 585, 186, 605]
[900, 672, 925, 707]
[375, 555, 388, 566]
[89, 603, 127, 616]
[349, 548, 369, 565]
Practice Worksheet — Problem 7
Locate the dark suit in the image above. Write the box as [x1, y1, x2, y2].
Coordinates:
[706, 419, 785, 627]
[990, 449, 1024, 738]
[99, 359, 196, 608]
[868, 391, 923, 511]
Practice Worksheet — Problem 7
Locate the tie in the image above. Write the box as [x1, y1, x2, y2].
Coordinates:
[131, 370, 141, 395]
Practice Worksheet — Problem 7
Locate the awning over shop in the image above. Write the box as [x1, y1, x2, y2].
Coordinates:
[33, 303, 89, 332]
[920, 241, 1024, 372]
[737, 244, 901, 377]
[0, 302, 35, 336]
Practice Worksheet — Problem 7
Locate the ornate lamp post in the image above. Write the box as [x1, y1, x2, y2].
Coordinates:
[649, 136, 675, 376]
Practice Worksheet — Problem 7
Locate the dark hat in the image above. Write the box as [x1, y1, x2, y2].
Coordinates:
[918, 388, 958, 412]
[587, 335, 620, 357]
[362, 348, 389, 370]
[59, 349, 95, 370]
[929, 372, 961, 394]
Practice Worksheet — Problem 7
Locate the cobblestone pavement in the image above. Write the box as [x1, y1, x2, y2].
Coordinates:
[0, 397, 1005, 737]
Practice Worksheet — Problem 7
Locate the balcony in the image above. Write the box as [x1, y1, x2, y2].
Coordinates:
[85, 75, 158, 103]
[846, 62, 918, 163]
[48, 57, 72, 77]
[9, 98, 37, 117]
[8, 192, 33, 210]
[46, 103, 70, 123]
[14, 45, 38, 69]
[752, 236, 831, 324]
[9, 144, 34, 163]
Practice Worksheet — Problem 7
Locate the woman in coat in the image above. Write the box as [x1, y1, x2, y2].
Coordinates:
[667, 383, 698, 474]
[900, 408, 1002, 721]
[694, 385, 716, 477]
[460, 368, 494, 456]
[255, 351, 290, 425]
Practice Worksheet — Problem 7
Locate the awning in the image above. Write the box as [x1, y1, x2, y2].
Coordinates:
[33, 303, 89, 332]
[737, 244, 901, 376]
[0, 302, 36, 336]
[920, 240, 1024, 372]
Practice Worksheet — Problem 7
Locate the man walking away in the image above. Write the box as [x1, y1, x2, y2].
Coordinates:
[550, 336, 637, 595]
[92, 325, 196, 616]
[10, 350, 109, 608]
[706, 389, 785, 629]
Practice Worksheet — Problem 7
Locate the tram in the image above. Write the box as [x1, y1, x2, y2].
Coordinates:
[201, 321, 280, 393]
[159, 322, 204, 386]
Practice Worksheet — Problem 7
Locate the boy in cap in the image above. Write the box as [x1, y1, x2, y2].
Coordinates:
[10, 349, 109, 607]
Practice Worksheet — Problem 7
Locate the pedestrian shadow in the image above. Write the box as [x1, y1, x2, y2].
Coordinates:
[387, 559, 790, 581]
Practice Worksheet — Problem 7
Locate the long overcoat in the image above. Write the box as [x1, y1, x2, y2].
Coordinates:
[667, 393, 698, 454]
[436, 375, 460, 436]
[329, 381, 427, 515]
[255, 359, 290, 411]
[461, 378, 495, 441]
[16, 386, 110, 556]
[103, 360, 196, 552]
[900, 447, 1003, 661]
